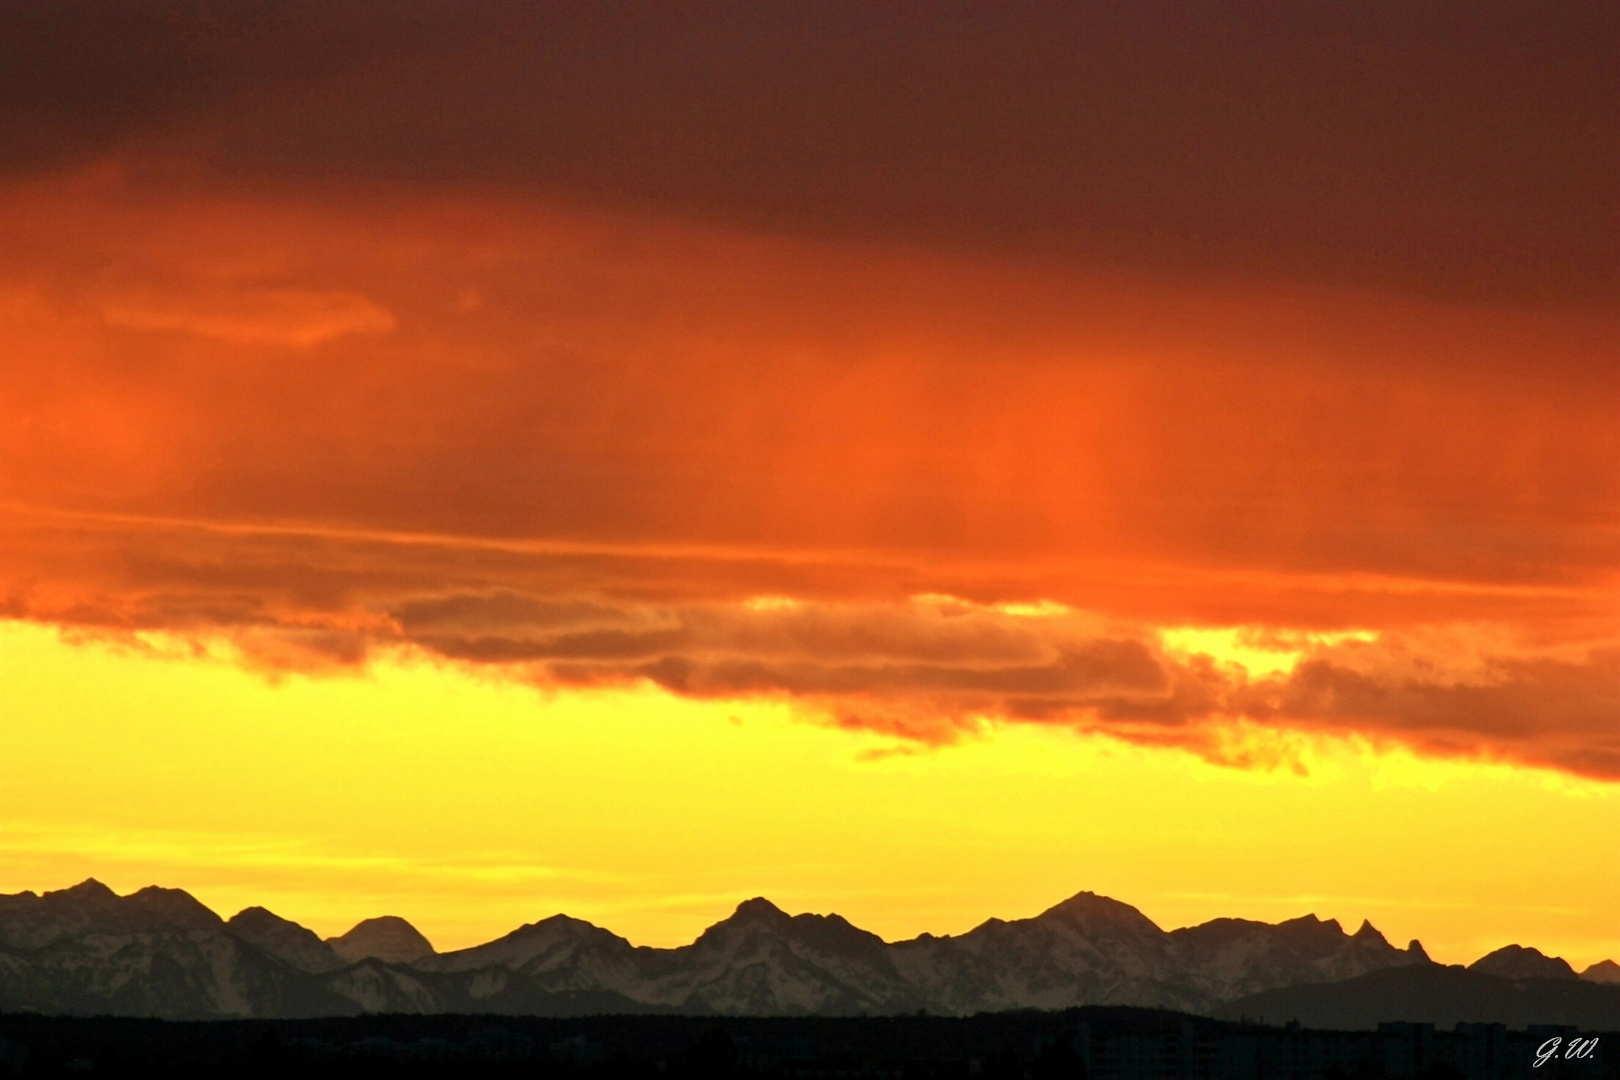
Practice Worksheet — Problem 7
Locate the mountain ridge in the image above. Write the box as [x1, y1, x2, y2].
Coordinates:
[0, 880, 1612, 1024]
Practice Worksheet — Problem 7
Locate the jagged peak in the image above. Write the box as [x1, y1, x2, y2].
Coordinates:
[1039, 891, 1164, 933]
[1276, 913, 1344, 934]
[691, 897, 889, 958]
[227, 906, 320, 937]
[46, 878, 117, 901]
[784, 908, 884, 940]
[1407, 939, 1430, 960]
[225, 906, 342, 973]
[731, 897, 789, 921]
[327, 915, 436, 964]
[1581, 959, 1620, 984]
[129, 885, 210, 903]
[715, 897, 869, 935]
[1469, 943, 1577, 980]
[128, 884, 220, 911]
[229, 906, 318, 936]
[524, 912, 604, 932]
[414, 911, 639, 975]
[1174, 916, 1269, 935]
[1351, 919, 1390, 945]
[121, 887, 225, 932]
[503, 913, 629, 946]
[1482, 943, 1536, 956]
[228, 905, 286, 925]
[336, 914, 424, 935]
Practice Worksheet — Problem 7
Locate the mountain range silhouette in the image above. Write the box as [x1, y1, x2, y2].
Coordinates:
[1, 880, 1614, 1027]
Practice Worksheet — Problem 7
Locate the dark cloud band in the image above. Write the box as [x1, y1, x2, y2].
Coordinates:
[2, 1, 1614, 302]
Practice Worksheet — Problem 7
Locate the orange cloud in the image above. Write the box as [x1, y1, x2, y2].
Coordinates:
[1, 499, 1614, 778]
[0, 172, 1613, 781]
[101, 287, 395, 346]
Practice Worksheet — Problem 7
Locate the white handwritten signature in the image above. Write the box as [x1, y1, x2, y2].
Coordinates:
[1536, 1037, 1600, 1067]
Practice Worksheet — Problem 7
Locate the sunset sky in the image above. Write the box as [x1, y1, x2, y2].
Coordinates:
[1, 2, 1616, 969]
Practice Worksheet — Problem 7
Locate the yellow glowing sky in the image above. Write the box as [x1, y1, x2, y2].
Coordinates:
[3, 619, 1614, 969]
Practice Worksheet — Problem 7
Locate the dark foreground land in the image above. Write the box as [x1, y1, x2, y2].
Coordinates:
[0, 1009, 1613, 1080]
